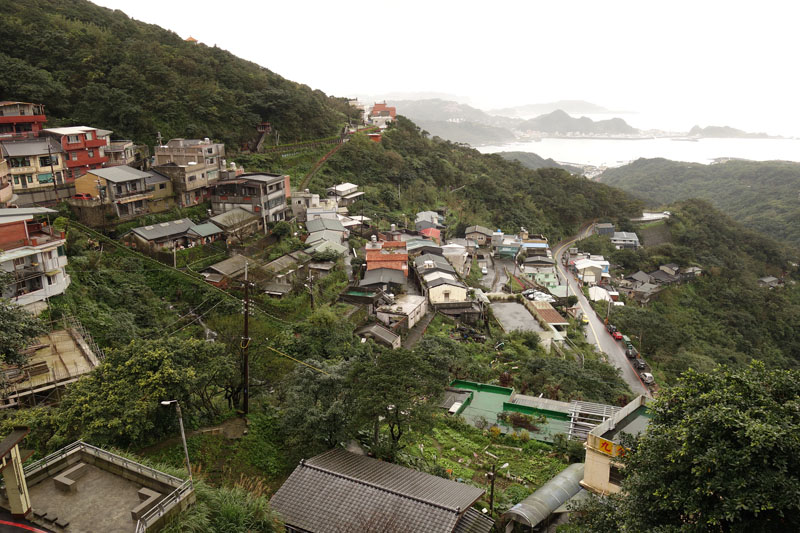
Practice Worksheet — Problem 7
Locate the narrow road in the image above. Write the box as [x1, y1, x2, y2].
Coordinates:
[552, 223, 651, 397]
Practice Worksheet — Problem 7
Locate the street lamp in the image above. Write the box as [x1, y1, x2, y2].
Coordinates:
[488, 462, 509, 516]
[161, 400, 193, 485]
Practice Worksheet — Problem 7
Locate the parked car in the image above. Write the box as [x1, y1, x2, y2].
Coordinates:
[72, 193, 92, 200]
[625, 348, 637, 358]
[481, 267, 488, 275]
[581, 315, 590, 325]
[612, 331, 623, 341]
[634, 358, 646, 369]
[640, 372, 655, 384]
[606, 324, 617, 334]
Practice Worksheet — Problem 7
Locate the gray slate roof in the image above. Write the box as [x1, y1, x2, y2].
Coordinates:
[453, 508, 495, 533]
[356, 323, 400, 347]
[89, 165, 151, 183]
[206, 254, 252, 278]
[306, 217, 346, 233]
[359, 268, 407, 287]
[627, 271, 652, 284]
[188, 222, 223, 238]
[465, 225, 493, 237]
[306, 229, 343, 245]
[130, 219, 194, 241]
[270, 448, 486, 533]
[210, 207, 258, 228]
[415, 253, 454, 271]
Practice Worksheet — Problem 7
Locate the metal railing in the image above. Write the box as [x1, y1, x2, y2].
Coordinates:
[24, 441, 185, 487]
[136, 479, 193, 533]
[62, 314, 106, 361]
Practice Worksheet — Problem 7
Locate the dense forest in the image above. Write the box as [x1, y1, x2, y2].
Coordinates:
[583, 199, 799, 383]
[497, 151, 583, 173]
[0, 0, 357, 147]
[599, 158, 800, 245]
[312, 117, 643, 241]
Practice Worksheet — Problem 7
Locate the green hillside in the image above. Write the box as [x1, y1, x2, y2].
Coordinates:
[306, 117, 643, 241]
[498, 151, 583, 174]
[584, 199, 799, 383]
[598, 158, 800, 245]
[0, 0, 356, 147]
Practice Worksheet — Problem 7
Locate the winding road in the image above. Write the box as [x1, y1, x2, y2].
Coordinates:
[552, 223, 651, 397]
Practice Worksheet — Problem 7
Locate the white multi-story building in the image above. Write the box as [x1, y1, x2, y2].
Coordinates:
[0, 208, 70, 314]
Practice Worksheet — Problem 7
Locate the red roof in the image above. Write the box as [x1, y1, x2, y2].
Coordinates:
[371, 102, 396, 119]
[381, 241, 407, 248]
[367, 261, 408, 275]
[420, 228, 441, 243]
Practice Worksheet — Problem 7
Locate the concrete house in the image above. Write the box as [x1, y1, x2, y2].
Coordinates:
[73, 166, 154, 219]
[582, 396, 651, 495]
[1, 137, 67, 192]
[376, 294, 427, 330]
[211, 172, 290, 222]
[611, 231, 640, 250]
[326, 182, 363, 207]
[595, 222, 615, 236]
[153, 138, 225, 207]
[465, 225, 494, 246]
[0, 208, 70, 313]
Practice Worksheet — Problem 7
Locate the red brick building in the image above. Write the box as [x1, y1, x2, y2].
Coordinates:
[0, 102, 47, 140]
[43, 126, 111, 180]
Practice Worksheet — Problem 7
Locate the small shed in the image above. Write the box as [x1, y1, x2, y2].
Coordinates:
[356, 323, 401, 349]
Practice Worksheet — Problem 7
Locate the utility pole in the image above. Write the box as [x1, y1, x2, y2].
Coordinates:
[242, 262, 250, 415]
[488, 464, 496, 516]
[47, 142, 60, 202]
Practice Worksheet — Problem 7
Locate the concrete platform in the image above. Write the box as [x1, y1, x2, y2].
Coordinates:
[28, 463, 145, 533]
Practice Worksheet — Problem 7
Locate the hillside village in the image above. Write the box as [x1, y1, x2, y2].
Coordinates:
[1, 4, 799, 530]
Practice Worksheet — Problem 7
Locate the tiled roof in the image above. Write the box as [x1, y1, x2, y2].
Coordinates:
[89, 165, 151, 183]
[453, 507, 495, 533]
[359, 268, 406, 286]
[271, 448, 485, 533]
[306, 217, 346, 233]
[531, 301, 568, 325]
[465, 225, 493, 237]
[130, 218, 194, 241]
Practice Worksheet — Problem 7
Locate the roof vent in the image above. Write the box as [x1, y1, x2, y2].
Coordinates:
[159, 223, 170, 227]
[145, 225, 154, 230]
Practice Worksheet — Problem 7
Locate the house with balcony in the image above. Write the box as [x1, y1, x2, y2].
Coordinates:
[154, 138, 225, 207]
[104, 139, 149, 170]
[43, 126, 110, 180]
[326, 182, 363, 207]
[1, 138, 67, 192]
[0, 207, 70, 314]
[0, 101, 47, 140]
[73, 166, 154, 219]
[211, 173, 290, 222]
[291, 188, 338, 221]
[0, 156, 13, 207]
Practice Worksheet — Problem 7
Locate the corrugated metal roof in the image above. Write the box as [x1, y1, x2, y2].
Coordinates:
[0, 207, 56, 217]
[306, 229, 342, 245]
[359, 268, 406, 286]
[531, 301, 568, 325]
[89, 165, 150, 183]
[188, 222, 222, 238]
[1, 138, 63, 157]
[502, 463, 584, 527]
[271, 448, 485, 533]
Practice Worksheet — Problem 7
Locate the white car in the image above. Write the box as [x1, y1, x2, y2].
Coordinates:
[640, 372, 655, 385]
[481, 267, 488, 275]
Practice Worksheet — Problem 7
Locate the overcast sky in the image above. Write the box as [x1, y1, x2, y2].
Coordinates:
[94, 0, 800, 135]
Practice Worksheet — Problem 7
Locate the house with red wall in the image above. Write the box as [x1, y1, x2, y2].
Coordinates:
[43, 126, 111, 180]
[0, 102, 47, 140]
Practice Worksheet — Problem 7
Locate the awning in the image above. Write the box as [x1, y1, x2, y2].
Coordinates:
[116, 193, 153, 204]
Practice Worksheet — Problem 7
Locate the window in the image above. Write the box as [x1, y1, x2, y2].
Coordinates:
[88, 149, 94, 158]
[443, 291, 450, 301]
[609, 466, 625, 486]
[26, 175, 33, 183]
[85, 131, 93, 141]
[188, 175, 196, 182]
[10, 157, 30, 168]
[71, 152, 78, 161]
[67, 134, 80, 144]
[159, 183, 166, 190]
[40, 155, 57, 167]
[13, 176, 19, 185]
[207, 148, 213, 154]
[37, 173, 54, 184]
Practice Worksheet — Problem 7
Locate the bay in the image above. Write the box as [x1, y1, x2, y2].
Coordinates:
[477, 137, 800, 168]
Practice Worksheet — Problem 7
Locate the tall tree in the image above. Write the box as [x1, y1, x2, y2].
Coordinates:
[348, 348, 448, 461]
[0, 296, 47, 366]
[568, 362, 800, 532]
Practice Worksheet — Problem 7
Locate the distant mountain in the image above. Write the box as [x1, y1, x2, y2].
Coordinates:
[390, 99, 520, 145]
[490, 100, 611, 119]
[410, 120, 516, 146]
[689, 125, 772, 139]
[598, 158, 800, 246]
[518, 110, 638, 135]
[391, 99, 521, 129]
[498, 151, 583, 174]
